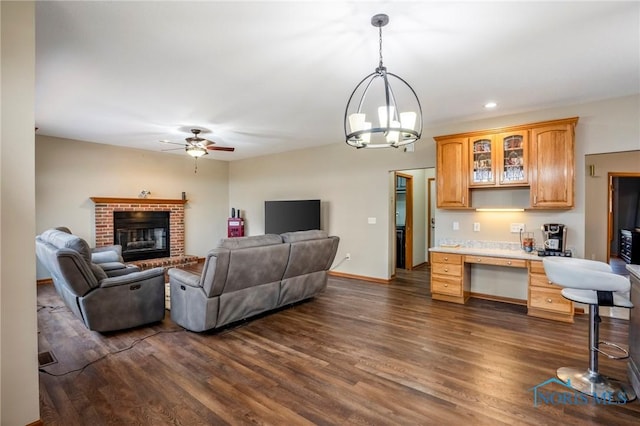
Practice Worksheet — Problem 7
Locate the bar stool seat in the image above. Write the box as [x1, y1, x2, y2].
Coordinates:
[543, 257, 636, 403]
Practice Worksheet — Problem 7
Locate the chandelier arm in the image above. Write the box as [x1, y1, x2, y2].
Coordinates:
[387, 71, 424, 134]
[381, 71, 395, 134]
[343, 71, 377, 137]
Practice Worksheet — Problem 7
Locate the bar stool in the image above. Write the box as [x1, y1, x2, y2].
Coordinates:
[543, 257, 636, 403]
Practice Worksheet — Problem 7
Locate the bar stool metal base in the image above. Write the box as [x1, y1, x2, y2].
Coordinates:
[557, 367, 637, 403]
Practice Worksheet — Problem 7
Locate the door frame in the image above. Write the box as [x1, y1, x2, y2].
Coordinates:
[607, 172, 640, 261]
[395, 172, 413, 270]
[427, 177, 436, 265]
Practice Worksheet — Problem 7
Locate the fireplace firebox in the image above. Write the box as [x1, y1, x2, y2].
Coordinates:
[114, 211, 170, 261]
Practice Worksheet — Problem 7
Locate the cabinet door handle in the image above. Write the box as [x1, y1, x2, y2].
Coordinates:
[462, 196, 465, 205]
[533, 195, 537, 204]
[548, 280, 553, 284]
[546, 298, 553, 303]
[444, 268, 449, 272]
[444, 283, 449, 287]
[507, 261, 512, 265]
[477, 258, 482, 262]
[444, 257, 448, 261]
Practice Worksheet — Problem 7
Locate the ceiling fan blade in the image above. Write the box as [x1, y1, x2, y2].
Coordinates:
[161, 147, 186, 152]
[160, 140, 187, 146]
[206, 146, 235, 152]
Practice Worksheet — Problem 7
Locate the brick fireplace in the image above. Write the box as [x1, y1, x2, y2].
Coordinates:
[90, 197, 186, 258]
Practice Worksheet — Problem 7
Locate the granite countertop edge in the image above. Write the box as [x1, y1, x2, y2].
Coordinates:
[429, 246, 544, 261]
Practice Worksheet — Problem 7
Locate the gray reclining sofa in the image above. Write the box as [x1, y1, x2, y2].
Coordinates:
[36, 228, 166, 332]
[168, 230, 339, 332]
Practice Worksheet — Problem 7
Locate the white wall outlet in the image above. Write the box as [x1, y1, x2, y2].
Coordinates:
[367, 217, 376, 224]
[510, 223, 525, 233]
[346, 253, 351, 260]
[453, 221, 459, 230]
[473, 222, 480, 232]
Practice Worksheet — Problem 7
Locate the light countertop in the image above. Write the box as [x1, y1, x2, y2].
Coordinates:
[627, 264, 640, 280]
[429, 246, 548, 261]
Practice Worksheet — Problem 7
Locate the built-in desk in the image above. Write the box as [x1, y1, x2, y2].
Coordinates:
[429, 247, 574, 323]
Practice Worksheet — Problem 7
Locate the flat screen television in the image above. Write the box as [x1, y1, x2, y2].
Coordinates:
[264, 199, 321, 234]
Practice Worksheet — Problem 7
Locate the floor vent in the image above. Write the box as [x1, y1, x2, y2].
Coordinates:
[38, 351, 57, 367]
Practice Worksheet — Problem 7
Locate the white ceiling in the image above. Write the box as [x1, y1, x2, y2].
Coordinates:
[35, 1, 640, 161]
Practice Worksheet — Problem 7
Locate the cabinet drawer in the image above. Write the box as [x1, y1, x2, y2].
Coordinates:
[432, 263, 462, 277]
[529, 287, 572, 314]
[530, 273, 559, 289]
[431, 252, 462, 265]
[464, 255, 526, 268]
[432, 277, 463, 297]
[529, 260, 546, 275]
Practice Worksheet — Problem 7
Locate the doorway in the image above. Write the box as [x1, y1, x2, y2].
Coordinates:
[395, 172, 413, 270]
[607, 173, 640, 274]
[584, 151, 640, 265]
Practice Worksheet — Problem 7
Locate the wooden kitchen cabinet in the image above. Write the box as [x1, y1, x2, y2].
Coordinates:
[527, 260, 574, 323]
[436, 137, 470, 208]
[496, 131, 528, 186]
[469, 131, 528, 188]
[529, 118, 578, 208]
[434, 117, 577, 209]
[430, 252, 469, 304]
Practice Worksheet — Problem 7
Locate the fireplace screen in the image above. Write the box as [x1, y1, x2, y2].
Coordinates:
[113, 211, 170, 261]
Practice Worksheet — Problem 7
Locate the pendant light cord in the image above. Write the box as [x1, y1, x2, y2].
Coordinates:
[378, 24, 384, 69]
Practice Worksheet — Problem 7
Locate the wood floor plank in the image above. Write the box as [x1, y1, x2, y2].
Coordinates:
[37, 267, 640, 425]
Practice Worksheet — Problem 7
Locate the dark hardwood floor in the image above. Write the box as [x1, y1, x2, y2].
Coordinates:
[37, 266, 640, 425]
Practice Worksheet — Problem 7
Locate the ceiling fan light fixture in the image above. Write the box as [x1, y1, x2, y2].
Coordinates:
[186, 146, 207, 158]
[344, 13, 423, 149]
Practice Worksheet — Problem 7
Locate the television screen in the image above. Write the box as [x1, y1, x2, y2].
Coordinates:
[265, 200, 321, 234]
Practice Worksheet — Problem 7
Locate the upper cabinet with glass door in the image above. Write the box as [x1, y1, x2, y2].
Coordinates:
[469, 132, 528, 187]
[496, 131, 528, 186]
[470, 135, 496, 187]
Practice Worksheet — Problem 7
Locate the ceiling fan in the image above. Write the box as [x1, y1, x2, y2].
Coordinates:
[160, 128, 235, 158]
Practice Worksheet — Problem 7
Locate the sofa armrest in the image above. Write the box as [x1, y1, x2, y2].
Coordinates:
[99, 267, 165, 288]
[91, 250, 123, 264]
[92, 244, 123, 256]
[168, 268, 201, 288]
[104, 264, 141, 277]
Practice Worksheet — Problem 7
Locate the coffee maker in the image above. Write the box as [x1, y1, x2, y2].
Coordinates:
[540, 223, 568, 256]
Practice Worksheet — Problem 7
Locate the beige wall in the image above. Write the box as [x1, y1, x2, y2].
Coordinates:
[1, 2, 40, 425]
[36, 136, 230, 278]
[229, 141, 436, 279]
[229, 95, 640, 280]
[585, 151, 640, 262]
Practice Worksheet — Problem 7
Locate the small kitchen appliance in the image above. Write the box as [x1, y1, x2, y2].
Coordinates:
[539, 223, 571, 256]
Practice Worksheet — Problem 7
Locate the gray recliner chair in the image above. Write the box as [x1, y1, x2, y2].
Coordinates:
[54, 226, 133, 277]
[36, 228, 166, 332]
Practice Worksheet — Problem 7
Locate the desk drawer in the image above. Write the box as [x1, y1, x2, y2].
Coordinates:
[431, 252, 462, 265]
[529, 287, 572, 314]
[431, 263, 462, 277]
[432, 276, 463, 297]
[464, 255, 526, 268]
[530, 273, 559, 289]
[529, 260, 546, 275]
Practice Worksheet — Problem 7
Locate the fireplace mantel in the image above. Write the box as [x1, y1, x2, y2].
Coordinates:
[90, 197, 187, 205]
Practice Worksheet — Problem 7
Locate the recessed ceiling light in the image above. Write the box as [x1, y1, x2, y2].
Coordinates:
[484, 102, 497, 109]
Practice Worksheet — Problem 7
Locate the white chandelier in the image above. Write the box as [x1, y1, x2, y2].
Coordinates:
[344, 14, 422, 149]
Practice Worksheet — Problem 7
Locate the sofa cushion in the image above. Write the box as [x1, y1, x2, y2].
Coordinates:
[281, 229, 327, 243]
[40, 229, 93, 264]
[218, 234, 282, 249]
